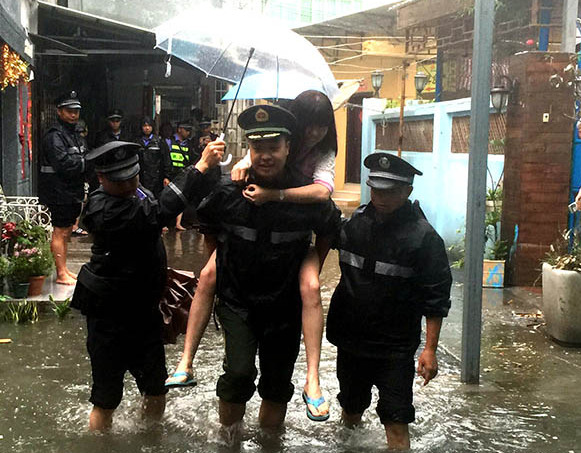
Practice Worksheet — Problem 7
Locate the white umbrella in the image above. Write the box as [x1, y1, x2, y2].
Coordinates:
[154, 7, 338, 100]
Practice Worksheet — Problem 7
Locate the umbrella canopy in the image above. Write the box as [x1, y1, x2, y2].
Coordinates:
[154, 7, 338, 100]
[221, 71, 326, 101]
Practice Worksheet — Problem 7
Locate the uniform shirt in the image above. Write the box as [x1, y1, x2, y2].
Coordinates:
[137, 133, 164, 197]
[197, 174, 342, 330]
[327, 201, 452, 358]
[72, 166, 217, 316]
[39, 119, 87, 206]
[94, 127, 133, 147]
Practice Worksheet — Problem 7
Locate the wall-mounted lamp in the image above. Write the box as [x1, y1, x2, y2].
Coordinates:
[414, 71, 429, 98]
[371, 70, 384, 98]
[490, 75, 517, 113]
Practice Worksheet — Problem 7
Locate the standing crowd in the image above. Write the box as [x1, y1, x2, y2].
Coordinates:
[39, 89, 452, 450]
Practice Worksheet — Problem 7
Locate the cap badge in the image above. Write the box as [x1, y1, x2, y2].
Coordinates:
[115, 149, 127, 159]
[255, 108, 269, 123]
[379, 156, 390, 170]
[70, 91, 77, 99]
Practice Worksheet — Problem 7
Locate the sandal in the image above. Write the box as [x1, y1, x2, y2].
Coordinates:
[72, 227, 88, 236]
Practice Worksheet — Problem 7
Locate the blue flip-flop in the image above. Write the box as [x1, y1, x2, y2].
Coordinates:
[165, 371, 197, 388]
[302, 390, 330, 422]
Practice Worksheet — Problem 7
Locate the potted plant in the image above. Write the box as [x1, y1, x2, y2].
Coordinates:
[1, 221, 53, 297]
[542, 231, 581, 345]
[26, 241, 54, 296]
[7, 245, 38, 298]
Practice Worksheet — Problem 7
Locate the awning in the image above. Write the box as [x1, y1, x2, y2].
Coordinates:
[35, 1, 156, 57]
[293, 0, 409, 38]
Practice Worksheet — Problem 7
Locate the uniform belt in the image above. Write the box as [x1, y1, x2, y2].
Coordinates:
[40, 165, 56, 173]
[220, 224, 311, 244]
[270, 230, 311, 244]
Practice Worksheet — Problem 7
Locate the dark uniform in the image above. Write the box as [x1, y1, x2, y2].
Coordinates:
[163, 121, 197, 181]
[197, 105, 341, 405]
[327, 152, 452, 425]
[137, 130, 165, 197]
[94, 109, 132, 147]
[39, 91, 86, 227]
[71, 141, 218, 410]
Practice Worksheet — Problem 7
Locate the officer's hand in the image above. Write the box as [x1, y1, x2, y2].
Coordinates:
[163, 178, 170, 186]
[417, 348, 438, 386]
[231, 157, 251, 184]
[243, 184, 275, 205]
[196, 139, 225, 173]
[575, 188, 581, 211]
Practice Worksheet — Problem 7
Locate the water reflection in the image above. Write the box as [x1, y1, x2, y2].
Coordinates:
[1, 231, 580, 452]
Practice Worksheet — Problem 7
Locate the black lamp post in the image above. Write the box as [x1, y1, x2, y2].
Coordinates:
[371, 70, 384, 97]
[490, 75, 514, 113]
[414, 71, 429, 98]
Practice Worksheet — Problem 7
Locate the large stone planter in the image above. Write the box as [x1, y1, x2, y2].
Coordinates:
[542, 263, 581, 345]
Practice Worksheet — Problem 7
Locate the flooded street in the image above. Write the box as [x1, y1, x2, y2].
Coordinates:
[1, 230, 580, 452]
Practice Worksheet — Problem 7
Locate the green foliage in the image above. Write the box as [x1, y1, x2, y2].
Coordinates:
[50, 295, 71, 320]
[486, 186, 503, 202]
[485, 209, 501, 228]
[447, 229, 465, 269]
[0, 255, 10, 278]
[488, 239, 508, 261]
[0, 299, 38, 324]
[27, 242, 54, 277]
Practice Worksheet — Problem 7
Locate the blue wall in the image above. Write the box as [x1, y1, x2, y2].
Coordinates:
[360, 97, 504, 245]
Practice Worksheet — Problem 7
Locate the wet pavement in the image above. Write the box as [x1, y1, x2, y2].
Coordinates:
[1, 229, 580, 452]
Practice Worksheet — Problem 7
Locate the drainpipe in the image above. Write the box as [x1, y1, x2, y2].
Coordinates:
[435, 48, 443, 102]
[538, 0, 551, 51]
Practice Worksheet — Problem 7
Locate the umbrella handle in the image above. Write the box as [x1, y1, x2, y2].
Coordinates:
[218, 132, 232, 167]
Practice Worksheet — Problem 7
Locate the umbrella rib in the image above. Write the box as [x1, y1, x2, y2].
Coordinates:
[206, 42, 233, 78]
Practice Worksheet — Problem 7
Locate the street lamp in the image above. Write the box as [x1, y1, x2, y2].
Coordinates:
[371, 70, 384, 97]
[490, 75, 515, 113]
[414, 71, 429, 98]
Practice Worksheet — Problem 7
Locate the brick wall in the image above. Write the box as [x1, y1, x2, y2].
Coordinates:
[502, 52, 575, 286]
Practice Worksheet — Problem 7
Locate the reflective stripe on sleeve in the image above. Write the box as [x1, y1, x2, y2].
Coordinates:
[375, 261, 414, 278]
[339, 250, 365, 269]
[168, 181, 187, 204]
[40, 166, 56, 173]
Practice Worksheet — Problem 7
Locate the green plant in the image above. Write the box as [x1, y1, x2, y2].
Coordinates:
[0, 299, 38, 324]
[487, 239, 508, 261]
[447, 229, 465, 269]
[50, 295, 71, 320]
[27, 242, 54, 277]
[0, 255, 9, 278]
[486, 186, 503, 202]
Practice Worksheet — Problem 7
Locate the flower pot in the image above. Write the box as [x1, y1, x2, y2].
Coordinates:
[8, 281, 31, 299]
[483, 259, 505, 288]
[542, 263, 581, 345]
[28, 275, 46, 297]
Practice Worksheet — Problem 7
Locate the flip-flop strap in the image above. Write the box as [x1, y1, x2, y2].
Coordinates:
[170, 371, 191, 379]
[304, 394, 326, 409]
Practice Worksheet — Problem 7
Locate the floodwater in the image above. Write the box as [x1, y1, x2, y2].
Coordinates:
[1, 230, 581, 452]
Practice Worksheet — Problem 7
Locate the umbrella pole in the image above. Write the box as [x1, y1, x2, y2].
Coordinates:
[218, 47, 255, 166]
[221, 47, 255, 138]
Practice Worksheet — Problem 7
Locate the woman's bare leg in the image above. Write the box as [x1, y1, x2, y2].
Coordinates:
[299, 249, 329, 418]
[167, 250, 217, 383]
